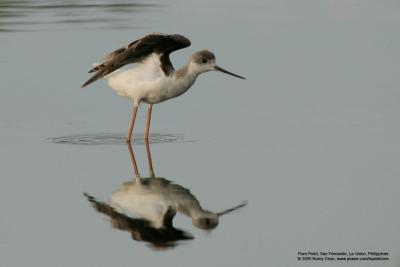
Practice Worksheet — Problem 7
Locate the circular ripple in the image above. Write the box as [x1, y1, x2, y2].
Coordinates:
[47, 133, 189, 145]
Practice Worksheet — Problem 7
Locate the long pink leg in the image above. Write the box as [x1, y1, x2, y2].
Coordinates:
[144, 104, 153, 140]
[144, 138, 154, 177]
[126, 106, 138, 143]
[127, 142, 140, 177]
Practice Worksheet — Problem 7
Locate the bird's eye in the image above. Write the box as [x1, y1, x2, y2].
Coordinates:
[202, 58, 207, 64]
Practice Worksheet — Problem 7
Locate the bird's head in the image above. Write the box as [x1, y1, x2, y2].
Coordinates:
[192, 211, 219, 230]
[191, 201, 248, 231]
[189, 50, 245, 79]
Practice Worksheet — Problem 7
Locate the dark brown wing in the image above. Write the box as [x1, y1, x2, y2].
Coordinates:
[81, 33, 191, 88]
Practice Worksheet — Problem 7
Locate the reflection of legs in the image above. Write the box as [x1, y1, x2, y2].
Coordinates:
[145, 104, 153, 140]
[144, 139, 154, 177]
[127, 142, 140, 177]
[126, 105, 139, 142]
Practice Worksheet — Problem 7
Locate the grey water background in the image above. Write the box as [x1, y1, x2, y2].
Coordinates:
[1, 0, 400, 266]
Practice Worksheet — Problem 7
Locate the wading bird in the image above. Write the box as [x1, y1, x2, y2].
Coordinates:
[81, 33, 245, 142]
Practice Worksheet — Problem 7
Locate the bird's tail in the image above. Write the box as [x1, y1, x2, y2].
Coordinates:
[81, 63, 119, 88]
[89, 62, 104, 73]
[81, 63, 107, 88]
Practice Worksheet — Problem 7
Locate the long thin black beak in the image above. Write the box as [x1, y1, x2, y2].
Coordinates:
[217, 201, 248, 217]
[214, 66, 245, 79]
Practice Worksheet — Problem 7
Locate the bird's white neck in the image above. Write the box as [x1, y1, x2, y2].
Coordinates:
[167, 64, 199, 97]
[173, 63, 200, 81]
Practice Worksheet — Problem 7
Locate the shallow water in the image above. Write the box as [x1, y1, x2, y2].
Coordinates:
[1, 0, 400, 266]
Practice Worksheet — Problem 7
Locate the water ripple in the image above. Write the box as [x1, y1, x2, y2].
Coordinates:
[47, 133, 192, 145]
[0, 0, 161, 32]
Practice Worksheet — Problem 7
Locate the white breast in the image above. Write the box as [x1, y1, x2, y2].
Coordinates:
[105, 53, 197, 106]
[109, 181, 171, 228]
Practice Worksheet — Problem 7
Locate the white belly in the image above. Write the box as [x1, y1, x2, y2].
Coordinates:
[110, 189, 170, 228]
[105, 54, 197, 106]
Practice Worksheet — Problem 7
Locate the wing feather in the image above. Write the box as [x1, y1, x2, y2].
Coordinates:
[81, 33, 191, 88]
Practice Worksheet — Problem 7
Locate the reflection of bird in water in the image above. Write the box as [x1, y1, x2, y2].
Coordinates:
[84, 140, 247, 249]
[84, 193, 192, 249]
[81, 33, 245, 142]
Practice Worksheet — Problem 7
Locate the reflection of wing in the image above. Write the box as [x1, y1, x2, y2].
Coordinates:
[162, 206, 177, 228]
[81, 33, 191, 87]
[84, 193, 193, 249]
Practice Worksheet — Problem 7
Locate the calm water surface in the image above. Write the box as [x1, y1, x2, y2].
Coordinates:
[1, 0, 400, 266]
